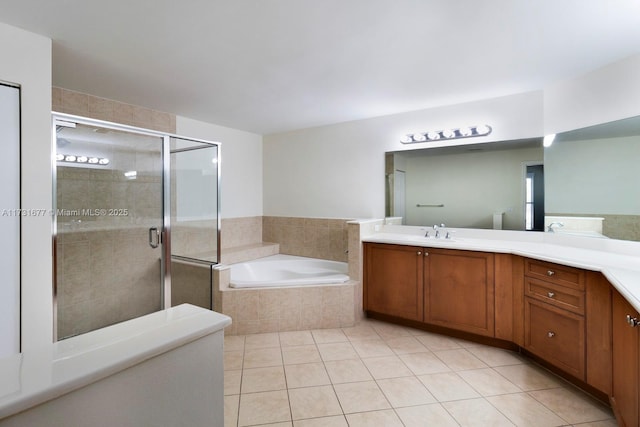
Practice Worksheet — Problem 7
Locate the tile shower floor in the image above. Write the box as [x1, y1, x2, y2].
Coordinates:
[223, 319, 617, 427]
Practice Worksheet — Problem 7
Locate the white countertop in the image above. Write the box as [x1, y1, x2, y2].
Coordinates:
[363, 225, 640, 312]
[0, 304, 231, 420]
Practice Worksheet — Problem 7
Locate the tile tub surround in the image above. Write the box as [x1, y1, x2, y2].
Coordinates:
[262, 217, 352, 262]
[223, 318, 616, 427]
[215, 265, 356, 336]
[547, 212, 640, 241]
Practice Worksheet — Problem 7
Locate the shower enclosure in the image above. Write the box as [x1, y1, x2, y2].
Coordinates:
[53, 113, 219, 340]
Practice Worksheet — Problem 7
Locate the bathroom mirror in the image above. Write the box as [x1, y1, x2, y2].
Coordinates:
[386, 138, 544, 231]
[386, 115, 640, 242]
[544, 116, 640, 241]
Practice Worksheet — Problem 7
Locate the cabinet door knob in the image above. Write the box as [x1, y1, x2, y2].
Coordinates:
[424, 252, 429, 257]
[547, 292, 555, 298]
[417, 251, 422, 255]
[627, 315, 640, 327]
[547, 270, 555, 276]
[547, 331, 555, 338]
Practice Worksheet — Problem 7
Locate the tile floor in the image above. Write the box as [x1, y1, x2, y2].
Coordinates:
[223, 318, 617, 427]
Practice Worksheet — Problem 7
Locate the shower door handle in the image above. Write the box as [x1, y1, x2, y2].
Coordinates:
[148, 227, 160, 248]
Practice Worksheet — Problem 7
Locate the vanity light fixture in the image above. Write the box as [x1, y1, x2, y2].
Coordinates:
[543, 134, 556, 147]
[56, 154, 110, 165]
[401, 124, 492, 144]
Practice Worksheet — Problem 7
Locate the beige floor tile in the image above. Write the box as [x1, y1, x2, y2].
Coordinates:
[224, 335, 245, 352]
[571, 420, 618, 427]
[466, 344, 525, 367]
[345, 409, 404, 427]
[285, 362, 330, 388]
[361, 355, 414, 379]
[377, 376, 437, 407]
[243, 347, 283, 369]
[494, 363, 565, 391]
[396, 403, 460, 427]
[225, 369, 242, 396]
[242, 366, 287, 393]
[415, 332, 463, 351]
[384, 335, 428, 354]
[418, 372, 481, 402]
[399, 352, 451, 375]
[238, 390, 291, 426]
[224, 350, 244, 371]
[280, 331, 315, 346]
[293, 415, 348, 427]
[342, 324, 381, 341]
[224, 394, 239, 427]
[311, 328, 348, 344]
[370, 322, 414, 339]
[487, 392, 567, 426]
[443, 398, 515, 426]
[457, 368, 522, 396]
[282, 344, 322, 365]
[288, 385, 342, 420]
[324, 358, 373, 384]
[529, 387, 615, 424]
[350, 338, 394, 358]
[333, 380, 391, 414]
[434, 348, 489, 371]
[260, 423, 293, 427]
[245, 332, 281, 349]
[317, 341, 359, 361]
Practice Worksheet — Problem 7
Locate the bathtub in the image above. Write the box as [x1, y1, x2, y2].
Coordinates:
[229, 254, 349, 288]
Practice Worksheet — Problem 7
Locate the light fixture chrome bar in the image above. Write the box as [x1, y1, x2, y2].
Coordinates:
[401, 125, 492, 144]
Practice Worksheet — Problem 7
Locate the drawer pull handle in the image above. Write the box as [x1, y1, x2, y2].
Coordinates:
[547, 331, 555, 338]
[547, 292, 555, 298]
[547, 270, 555, 276]
[627, 315, 640, 327]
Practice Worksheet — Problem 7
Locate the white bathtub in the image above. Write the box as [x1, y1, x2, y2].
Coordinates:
[229, 254, 349, 288]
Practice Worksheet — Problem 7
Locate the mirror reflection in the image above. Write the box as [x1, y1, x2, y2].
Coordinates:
[386, 139, 543, 231]
[386, 116, 640, 242]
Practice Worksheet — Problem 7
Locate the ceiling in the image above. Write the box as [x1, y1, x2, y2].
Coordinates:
[2, 1, 640, 135]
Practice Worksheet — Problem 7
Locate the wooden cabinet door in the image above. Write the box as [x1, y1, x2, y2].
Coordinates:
[424, 249, 495, 336]
[612, 290, 639, 427]
[364, 243, 424, 321]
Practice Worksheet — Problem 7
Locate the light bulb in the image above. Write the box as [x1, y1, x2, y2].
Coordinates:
[413, 133, 427, 142]
[88, 157, 99, 164]
[55, 154, 65, 161]
[543, 134, 556, 147]
[76, 156, 88, 163]
[442, 129, 455, 139]
[64, 155, 76, 162]
[426, 131, 440, 140]
[475, 125, 491, 135]
[400, 134, 413, 143]
[459, 127, 472, 137]
[98, 158, 110, 165]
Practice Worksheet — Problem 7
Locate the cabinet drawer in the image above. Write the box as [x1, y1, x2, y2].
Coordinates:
[525, 298, 585, 380]
[525, 277, 585, 315]
[525, 259, 585, 291]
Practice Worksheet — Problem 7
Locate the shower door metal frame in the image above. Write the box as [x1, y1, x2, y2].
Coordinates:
[51, 112, 221, 341]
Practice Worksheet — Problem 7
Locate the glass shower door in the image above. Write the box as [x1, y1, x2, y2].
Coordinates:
[54, 118, 166, 340]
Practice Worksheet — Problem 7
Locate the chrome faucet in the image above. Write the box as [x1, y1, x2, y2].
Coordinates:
[433, 223, 445, 238]
[547, 222, 564, 232]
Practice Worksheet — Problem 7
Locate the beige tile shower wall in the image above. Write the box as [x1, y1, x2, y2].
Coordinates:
[56, 227, 162, 339]
[172, 220, 219, 259]
[53, 87, 176, 133]
[262, 216, 351, 262]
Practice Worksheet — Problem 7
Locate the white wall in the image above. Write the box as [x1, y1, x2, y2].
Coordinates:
[176, 116, 263, 218]
[545, 53, 640, 134]
[0, 23, 52, 350]
[263, 91, 544, 219]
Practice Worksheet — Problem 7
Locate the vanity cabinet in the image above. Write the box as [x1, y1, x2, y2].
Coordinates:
[612, 289, 639, 427]
[364, 243, 424, 321]
[523, 259, 586, 380]
[363, 243, 495, 336]
[425, 249, 495, 337]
